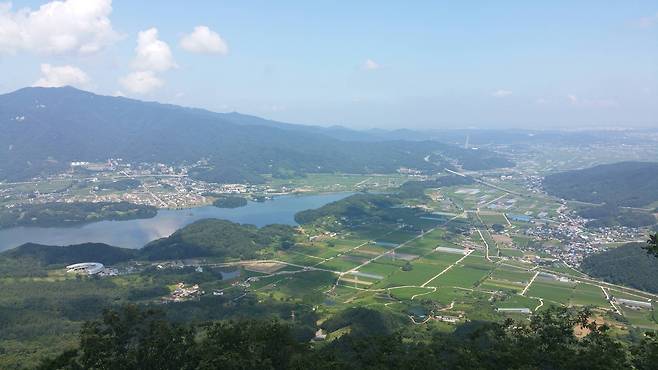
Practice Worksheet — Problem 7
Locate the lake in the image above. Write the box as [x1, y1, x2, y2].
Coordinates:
[0, 192, 351, 252]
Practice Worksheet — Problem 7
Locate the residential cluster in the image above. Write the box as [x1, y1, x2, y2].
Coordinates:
[163, 282, 203, 302]
[0, 159, 283, 210]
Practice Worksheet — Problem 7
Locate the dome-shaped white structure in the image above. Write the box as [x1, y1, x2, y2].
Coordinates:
[66, 262, 104, 275]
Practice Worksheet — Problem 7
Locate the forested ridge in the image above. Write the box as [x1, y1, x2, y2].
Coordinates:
[0, 202, 157, 229]
[578, 205, 656, 228]
[0, 87, 512, 183]
[543, 162, 658, 207]
[0, 243, 137, 278]
[140, 219, 295, 260]
[581, 243, 658, 293]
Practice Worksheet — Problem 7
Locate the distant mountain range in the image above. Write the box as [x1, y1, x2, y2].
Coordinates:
[0, 87, 512, 182]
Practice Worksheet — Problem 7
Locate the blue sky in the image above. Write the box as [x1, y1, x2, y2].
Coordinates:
[0, 0, 656, 129]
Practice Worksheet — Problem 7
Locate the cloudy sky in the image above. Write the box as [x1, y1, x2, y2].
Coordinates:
[0, 0, 657, 129]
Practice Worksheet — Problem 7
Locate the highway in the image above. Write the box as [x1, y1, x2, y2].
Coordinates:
[444, 168, 526, 197]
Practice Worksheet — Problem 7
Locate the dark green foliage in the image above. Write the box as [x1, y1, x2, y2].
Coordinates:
[0, 243, 136, 278]
[140, 219, 295, 260]
[300, 307, 632, 370]
[1, 242, 136, 266]
[294, 194, 400, 224]
[581, 243, 658, 293]
[127, 286, 171, 301]
[645, 234, 658, 258]
[491, 223, 505, 233]
[64, 305, 195, 370]
[41, 305, 658, 370]
[39, 305, 305, 370]
[631, 332, 658, 370]
[197, 320, 306, 369]
[190, 166, 265, 184]
[212, 196, 248, 208]
[0, 278, 135, 368]
[320, 307, 405, 337]
[579, 204, 656, 228]
[0, 201, 156, 229]
[543, 161, 658, 207]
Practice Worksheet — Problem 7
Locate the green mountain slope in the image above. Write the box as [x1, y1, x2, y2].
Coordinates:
[580, 243, 658, 293]
[140, 219, 295, 260]
[0, 87, 512, 182]
[543, 161, 658, 207]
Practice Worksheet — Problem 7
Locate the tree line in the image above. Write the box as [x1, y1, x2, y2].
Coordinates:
[38, 305, 658, 370]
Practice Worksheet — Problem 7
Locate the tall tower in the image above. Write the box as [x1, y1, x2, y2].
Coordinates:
[464, 134, 470, 149]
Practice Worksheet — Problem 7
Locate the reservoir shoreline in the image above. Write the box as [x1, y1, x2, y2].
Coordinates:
[0, 192, 352, 252]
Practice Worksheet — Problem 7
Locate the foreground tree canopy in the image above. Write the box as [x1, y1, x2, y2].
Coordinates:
[39, 305, 658, 370]
[645, 233, 658, 258]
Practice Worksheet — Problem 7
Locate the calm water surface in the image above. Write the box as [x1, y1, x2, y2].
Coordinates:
[0, 193, 351, 251]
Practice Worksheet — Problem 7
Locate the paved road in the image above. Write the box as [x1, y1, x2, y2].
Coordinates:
[421, 249, 474, 287]
[521, 271, 540, 296]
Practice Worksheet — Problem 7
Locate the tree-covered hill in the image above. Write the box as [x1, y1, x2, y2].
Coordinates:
[212, 195, 248, 208]
[0, 218, 296, 265]
[0, 242, 137, 277]
[543, 162, 658, 207]
[0, 87, 512, 182]
[1, 242, 137, 265]
[294, 193, 401, 225]
[140, 219, 295, 260]
[0, 201, 157, 229]
[578, 204, 656, 228]
[581, 243, 658, 293]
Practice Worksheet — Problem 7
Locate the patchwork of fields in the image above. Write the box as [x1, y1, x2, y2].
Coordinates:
[247, 206, 658, 331]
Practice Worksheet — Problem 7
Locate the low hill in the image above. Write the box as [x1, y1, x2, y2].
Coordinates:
[578, 204, 656, 228]
[543, 162, 658, 207]
[0, 242, 137, 277]
[0, 201, 157, 229]
[294, 193, 401, 225]
[212, 196, 248, 208]
[1, 242, 137, 265]
[140, 219, 295, 260]
[0, 87, 512, 183]
[580, 243, 658, 293]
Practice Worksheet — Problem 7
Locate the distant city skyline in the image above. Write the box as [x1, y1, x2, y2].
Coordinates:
[0, 0, 657, 129]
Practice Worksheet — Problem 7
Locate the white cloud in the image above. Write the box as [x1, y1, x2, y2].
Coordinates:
[132, 28, 176, 72]
[363, 59, 380, 70]
[638, 12, 658, 28]
[119, 70, 164, 94]
[0, 0, 119, 55]
[33, 64, 90, 87]
[180, 26, 228, 55]
[567, 94, 618, 108]
[492, 89, 512, 98]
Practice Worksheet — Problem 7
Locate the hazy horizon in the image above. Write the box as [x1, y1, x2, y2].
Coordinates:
[1, 0, 657, 130]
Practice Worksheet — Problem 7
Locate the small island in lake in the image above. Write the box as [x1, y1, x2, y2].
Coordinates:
[212, 196, 248, 209]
